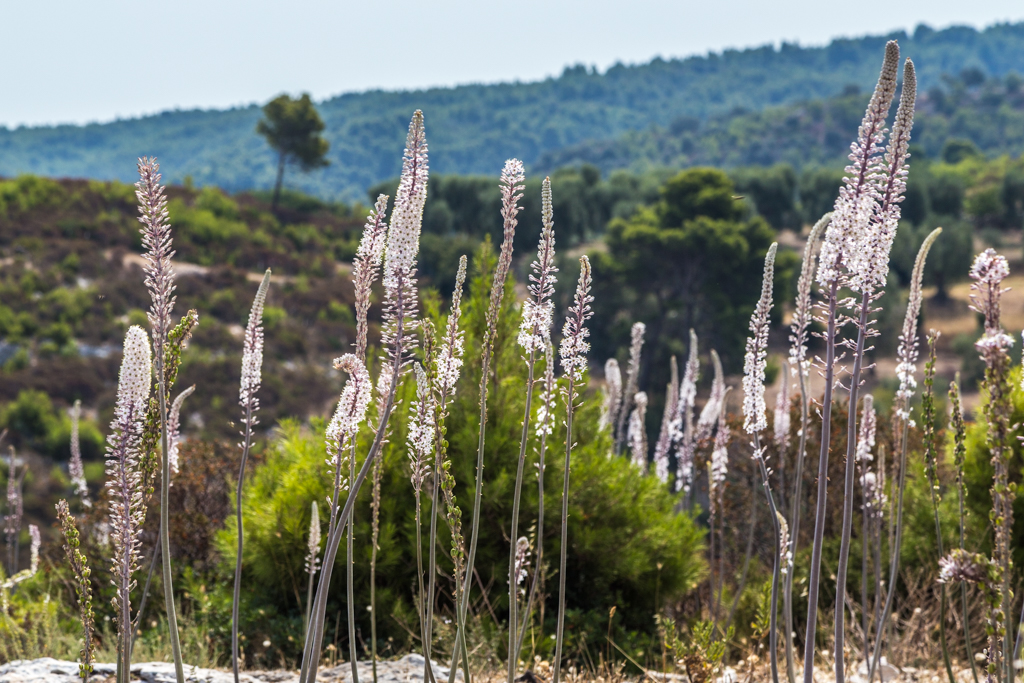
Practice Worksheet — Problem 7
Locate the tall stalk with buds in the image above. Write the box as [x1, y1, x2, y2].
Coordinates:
[553, 256, 594, 683]
[135, 158, 187, 683]
[231, 269, 271, 683]
[628, 393, 649, 469]
[743, 244, 782, 683]
[409, 362, 436, 667]
[427, 256, 468, 682]
[5, 448, 22, 575]
[854, 395, 876, 662]
[508, 177, 557, 683]
[802, 43, 905, 681]
[709, 385, 731, 627]
[56, 499, 94, 680]
[948, 380, 979, 683]
[676, 330, 700, 499]
[305, 501, 321, 634]
[969, 249, 1015, 682]
[300, 111, 427, 683]
[107, 326, 152, 683]
[600, 359, 622, 433]
[868, 227, 941, 681]
[615, 323, 645, 455]
[449, 159, 524, 678]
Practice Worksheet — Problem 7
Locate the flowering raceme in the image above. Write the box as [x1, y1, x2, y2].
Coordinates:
[743, 244, 777, 435]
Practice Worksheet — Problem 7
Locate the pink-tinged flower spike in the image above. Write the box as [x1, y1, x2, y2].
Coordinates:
[553, 256, 594, 683]
[855, 394, 876, 466]
[652, 357, 679, 483]
[850, 59, 916, 295]
[816, 42, 899, 290]
[354, 194, 390, 360]
[408, 364, 434, 494]
[167, 385, 195, 477]
[435, 255, 468, 394]
[4, 448, 21, 575]
[674, 330, 700, 494]
[743, 243, 777, 435]
[27, 524, 39, 575]
[789, 213, 829, 380]
[894, 228, 942, 421]
[69, 399, 90, 507]
[970, 248, 1014, 358]
[304, 500, 321, 631]
[709, 387, 732, 492]
[232, 269, 271, 683]
[697, 349, 724, 443]
[614, 322, 645, 454]
[381, 111, 429, 363]
[136, 158, 176, 352]
[518, 176, 558, 354]
[326, 354, 374, 472]
[628, 392, 648, 471]
[599, 359, 622, 433]
[512, 537, 531, 594]
[106, 325, 152, 680]
[773, 361, 791, 452]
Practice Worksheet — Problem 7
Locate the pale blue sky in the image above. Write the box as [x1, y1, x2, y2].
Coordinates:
[3, 0, 1023, 127]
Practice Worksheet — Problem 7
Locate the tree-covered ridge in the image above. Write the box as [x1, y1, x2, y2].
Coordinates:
[538, 68, 1024, 174]
[1, 23, 1024, 200]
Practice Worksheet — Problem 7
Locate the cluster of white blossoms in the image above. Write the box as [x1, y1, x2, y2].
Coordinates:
[894, 228, 942, 420]
[599, 359, 622, 432]
[559, 256, 594, 384]
[326, 354, 373, 468]
[969, 248, 1015, 360]
[518, 177, 557, 354]
[628, 392, 648, 470]
[742, 244, 777, 435]
[167, 385, 195, 477]
[239, 271, 271, 409]
[407, 364, 435, 493]
[353, 194, 390, 359]
[535, 345, 556, 438]
[773, 361, 791, 452]
[512, 536, 531, 592]
[696, 349, 725, 443]
[789, 213, 829, 379]
[435, 256, 468, 395]
[69, 399, 89, 505]
[709, 388, 731, 491]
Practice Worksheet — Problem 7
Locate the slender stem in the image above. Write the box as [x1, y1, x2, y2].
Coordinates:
[158, 353, 185, 683]
[415, 491, 428, 658]
[348, 449, 360, 683]
[508, 350, 537, 682]
[516, 402, 548, 658]
[371, 455, 382, 683]
[131, 542, 161, 656]
[232, 401, 254, 683]
[927, 467, 954, 683]
[305, 562, 316, 637]
[552, 375, 577, 683]
[868, 420, 910, 682]
[834, 292, 870, 683]
[426, 389, 452, 683]
[959, 457, 980, 683]
[715, 487, 726, 622]
[861, 482, 869, 664]
[709, 487, 717, 633]
[754, 433, 782, 683]
[803, 281, 839, 683]
[784, 368, 809, 683]
[299, 346, 402, 683]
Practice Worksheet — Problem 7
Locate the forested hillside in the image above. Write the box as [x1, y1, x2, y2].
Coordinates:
[1, 23, 1023, 200]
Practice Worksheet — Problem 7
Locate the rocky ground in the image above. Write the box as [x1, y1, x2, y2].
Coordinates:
[0, 654, 462, 683]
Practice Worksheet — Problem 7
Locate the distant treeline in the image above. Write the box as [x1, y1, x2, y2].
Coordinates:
[1, 23, 1024, 199]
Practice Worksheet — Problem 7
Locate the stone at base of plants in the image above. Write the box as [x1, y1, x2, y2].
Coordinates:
[0, 654, 461, 683]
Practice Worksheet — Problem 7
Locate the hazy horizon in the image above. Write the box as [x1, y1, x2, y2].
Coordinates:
[2, 0, 1023, 128]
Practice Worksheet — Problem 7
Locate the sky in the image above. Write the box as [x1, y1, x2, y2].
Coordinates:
[2, 0, 1023, 128]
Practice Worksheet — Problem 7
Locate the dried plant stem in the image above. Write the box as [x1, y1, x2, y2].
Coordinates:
[552, 374, 578, 683]
[784, 365, 810, 683]
[508, 349, 538, 682]
[803, 282, 839, 683]
[834, 293, 871, 683]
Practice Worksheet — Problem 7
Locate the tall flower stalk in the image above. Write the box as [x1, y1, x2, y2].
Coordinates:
[615, 323, 645, 455]
[135, 157, 187, 683]
[833, 52, 915, 683]
[868, 227, 941, 681]
[449, 158, 524, 680]
[106, 326, 153, 683]
[69, 400, 90, 507]
[969, 248, 1015, 683]
[409, 362, 436, 670]
[652, 356, 679, 483]
[305, 500, 321, 634]
[949, 379, 980, 683]
[232, 269, 271, 683]
[508, 177, 557, 683]
[628, 392, 649, 469]
[600, 359, 622, 433]
[709, 384, 731, 627]
[854, 395, 877, 663]
[56, 499, 95, 680]
[676, 330, 700, 499]
[300, 111, 427, 683]
[743, 243, 782, 683]
[427, 256, 468, 683]
[553, 256, 594, 683]
[802, 42, 902, 682]
[4, 448, 22, 575]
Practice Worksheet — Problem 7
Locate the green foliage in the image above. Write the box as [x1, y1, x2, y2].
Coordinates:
[658, 617, 731, 683]
[591, 168, 796, 381]
[256, 94, 330, 173]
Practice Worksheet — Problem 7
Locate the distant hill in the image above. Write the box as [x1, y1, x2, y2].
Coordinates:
[1, 22, 1024, 200]
[537, 68, 1024, 174]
